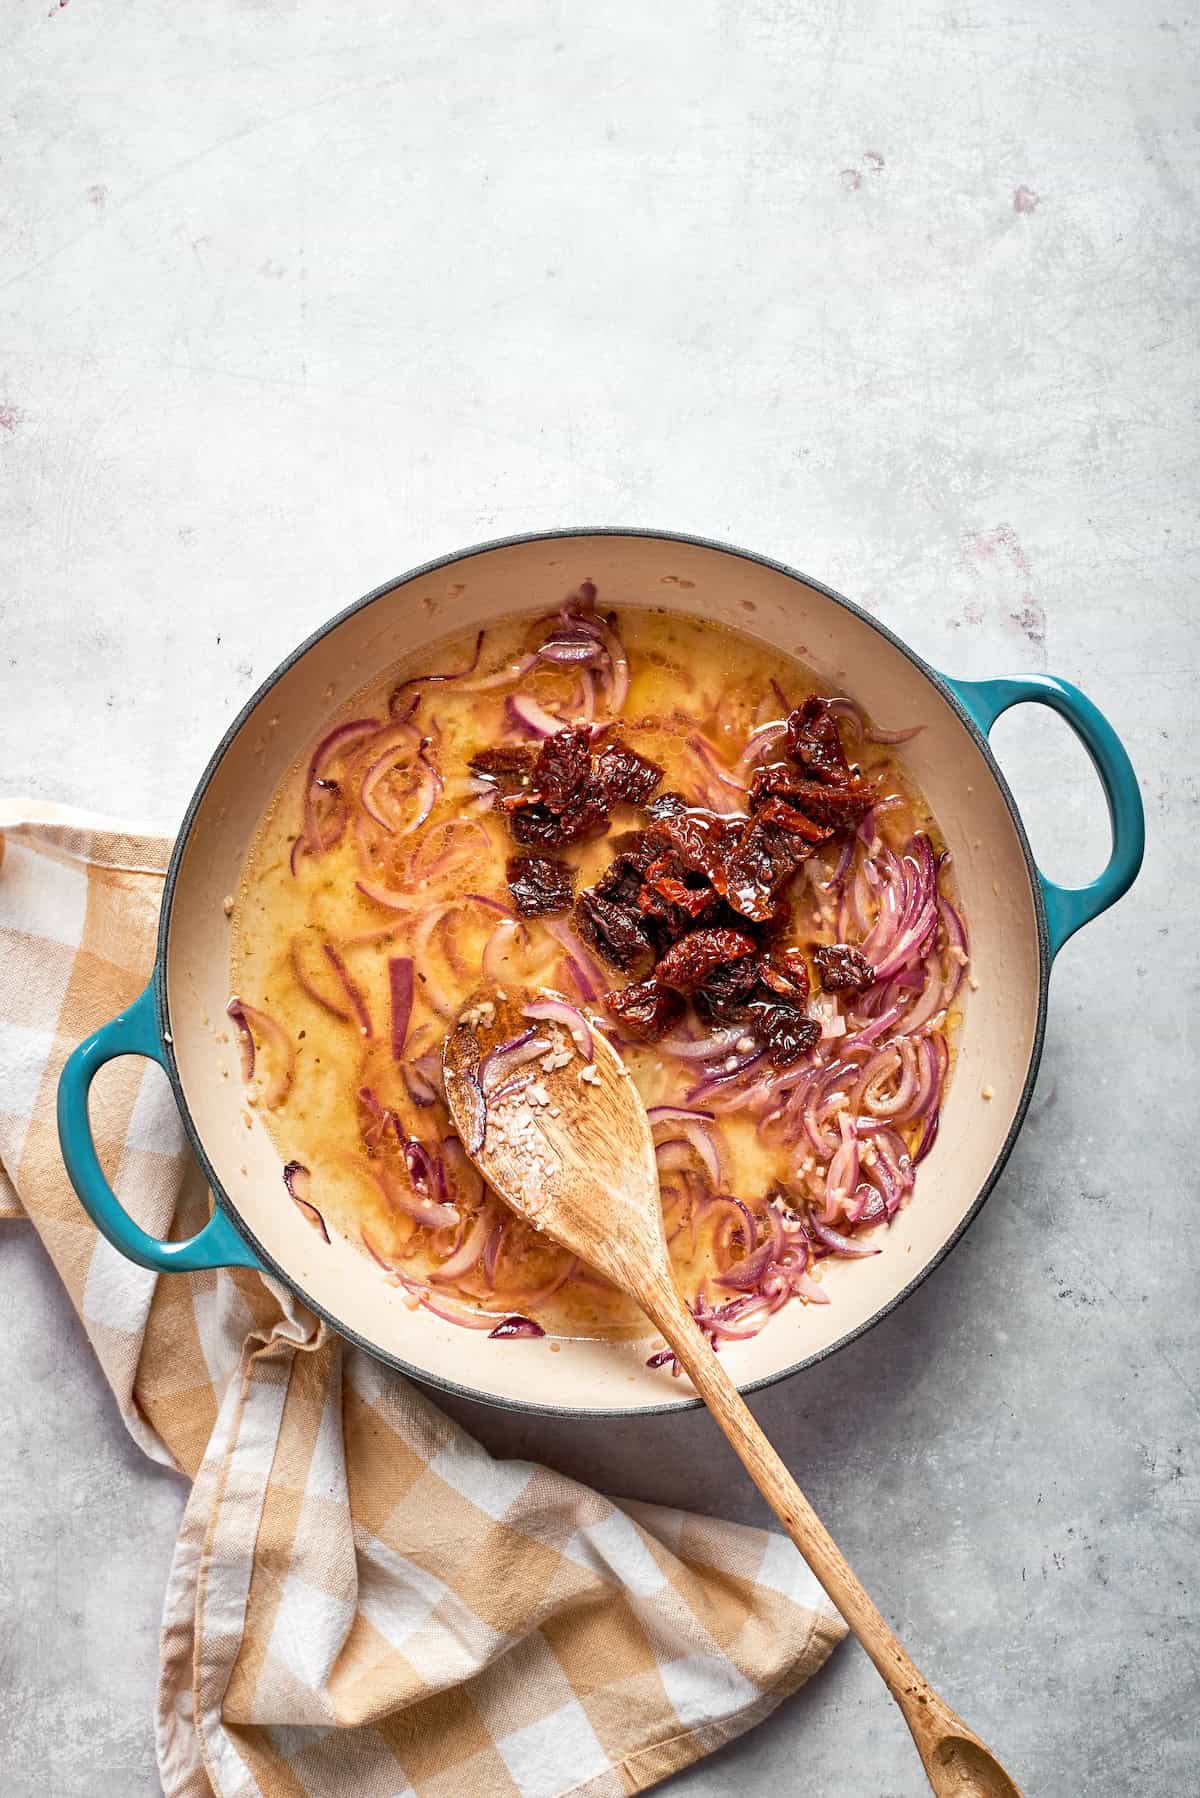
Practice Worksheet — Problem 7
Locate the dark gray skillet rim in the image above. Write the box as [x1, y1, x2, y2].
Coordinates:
[155, 527, 1051, 1418]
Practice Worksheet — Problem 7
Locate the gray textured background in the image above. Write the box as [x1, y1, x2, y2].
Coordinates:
[1, 2, 1196, 1794]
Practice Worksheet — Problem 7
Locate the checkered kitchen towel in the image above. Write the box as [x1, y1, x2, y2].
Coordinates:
[0, 804, 844, 1798]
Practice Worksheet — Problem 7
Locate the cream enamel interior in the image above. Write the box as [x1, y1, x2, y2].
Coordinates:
[164, 535, 1042, 1413]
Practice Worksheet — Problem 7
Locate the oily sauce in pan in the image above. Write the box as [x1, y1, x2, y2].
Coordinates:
[230, 593, 967, 1348]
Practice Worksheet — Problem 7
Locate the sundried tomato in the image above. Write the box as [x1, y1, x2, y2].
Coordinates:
[506, 854, 574, 918]
[469, 745, 535, 797]
[574, 891, 651, 970]
[533, 727, 594, 811]
[593, 737, 663, 807]
[639, 868, 714, 922]
[604, 978, 684, 1042]
[655, 926, 759, 995]
[724, 802, 830, 921]
[749, 1002, 821, 1066]
[813, 943, 875, 993]
[506, 792, 609, 847]
[784, 696, 853, 785]
[655, 810, 742, 892]
[693, 953, 763, 1021]
[750, 764, 875, 831]
[759, 946, 811, 1006]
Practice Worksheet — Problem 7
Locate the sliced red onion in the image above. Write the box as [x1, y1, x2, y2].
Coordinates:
[487, 1071, 535, 1105]
[823, 697, 866, 744]
[857, 1039, 919, 1120]
[808, 1214, 881, 1257]
[793, 1270, 831, 1305]
[866, 720, 925, 745]
[820, 833, 856, 894]
[289, 1194, 330, 1241]
[359, 723, 422, 831]
[856, 847, 903, 961]
[309, 717, 382, 776]
[686, 732, 748, 795]
[398, 752, 439, 839]
[378, 1161, 459, 1231]
[851, 1183, 888, 1225]
[303, 717, 380, 852]
[828, 695, 922, 752]
[699, 1295, 775, 1340]
[653, 1138, 699, 1175]
[389, 629, 484, 707]
[283, 1161, 330, 1242]
[388, 692, 420, 729]
[658, 1023, 750, 1063]
[462, 892, 515, 917]
[408, 903, 461, 1018]
[402, 1136, 438, 1194]
[303, 779, 346, 857]
[522, 997, 593, 1060]
[408, 816, 492, 882]
[289, 938, 351, 1021]
[808, 994, 846, 1041]
[537, 632, 605, 666]
[648, 1110, 721, 1185]
[890, 957, 943, 1036]
[506, 694, 567, 738]
[872, 836, 939, 980]
[737, 720, 787, 774]
[356, 1084, 392, 1154]
[715, 1238, 776, 1290]
[226, 998, 294, 1108]
[482, 919, 523, 985]
[487, 1315, 546, 1339]
[480, 1029, 549, 1095]
[389, 957, 414, 1060]
[821, 1111, 861, 1221]
[695, 1193, 758, 1250]
[429, 1203, 493, 1283]
[904, 1035, 941, 1122]
[402, 1063, 439, 1108]
[841, 1003, 905, 1050]
[595, 616, 629, 714]
[457, 651, 540, 692]
[685, 1047, 768, 1105]
[857, 793, 906, 843]
[939, 888, 969, 958]
[914, 1106, 941, 1164]
[937, 893, 970, 1007]
[355, 875, 417, 912]
[441, 1133, 485, 1212]
[322, 945, 373, 1038]
[540, 917, 607, 1001]
[360, 1225, 399, 1273]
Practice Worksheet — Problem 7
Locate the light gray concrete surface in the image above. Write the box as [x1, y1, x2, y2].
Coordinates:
[1, 2, 1196, 1793]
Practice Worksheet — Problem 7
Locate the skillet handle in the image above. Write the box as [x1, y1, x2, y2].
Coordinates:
[57, 979, 263, 1273]
[941, 673, 1145, 958]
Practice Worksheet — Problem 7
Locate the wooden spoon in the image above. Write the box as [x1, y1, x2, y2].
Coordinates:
[443, 985, 1022, 1798]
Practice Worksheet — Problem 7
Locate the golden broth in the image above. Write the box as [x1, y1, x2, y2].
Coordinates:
[231, 604, 960, 1343]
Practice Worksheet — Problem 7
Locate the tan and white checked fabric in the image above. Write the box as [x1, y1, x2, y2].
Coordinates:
[0, 806, 844, 1798]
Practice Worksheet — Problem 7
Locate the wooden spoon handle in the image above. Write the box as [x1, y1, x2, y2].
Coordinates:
[637, 1275, 1021, 1798]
